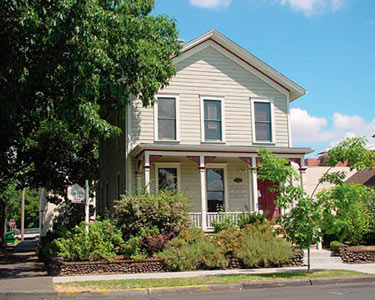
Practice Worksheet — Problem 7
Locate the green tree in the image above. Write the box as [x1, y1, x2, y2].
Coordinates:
[256, 150, 322, 271]
[0, 0, 180, 245]
[316, 137, 375, 246]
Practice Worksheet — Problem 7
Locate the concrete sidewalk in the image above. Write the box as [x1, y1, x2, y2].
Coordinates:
[0, 240, 54, 293]
[53, 262, 375, 283]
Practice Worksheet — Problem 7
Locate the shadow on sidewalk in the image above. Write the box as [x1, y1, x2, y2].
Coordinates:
[0, 239, 48, 279]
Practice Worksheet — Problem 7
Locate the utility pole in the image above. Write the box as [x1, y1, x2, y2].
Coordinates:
[21, 188, 25, 241]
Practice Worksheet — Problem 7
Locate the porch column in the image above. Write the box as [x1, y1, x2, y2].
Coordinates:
[299, 158, 306, 192]
[144, 152, 150, 193]
[251, 156, 259, 213]
[199, 155, 207, 231]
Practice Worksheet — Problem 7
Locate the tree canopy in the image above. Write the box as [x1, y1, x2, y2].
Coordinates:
[0, 0, 180, 244]
[0, 0, 180, 193]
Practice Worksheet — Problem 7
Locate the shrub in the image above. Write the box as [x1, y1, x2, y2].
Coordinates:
[53, 220, 124, 261]
[214, 226, 241, 257]
[330, 240, 345, 250]
[123, 226, 159, 259]
[211, 208, 237, 233]
[318, 184, 375, 245]
[142, 232, 175, 256]
[238, 235, 293, 268]
[238, 208, 269, 228]
[237, 224, 293, 268]
[157, 228, 227, 271]
[114, 191, 191, 238]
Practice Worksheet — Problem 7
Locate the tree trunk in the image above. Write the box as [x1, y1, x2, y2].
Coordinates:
[307, 248, 311, 273]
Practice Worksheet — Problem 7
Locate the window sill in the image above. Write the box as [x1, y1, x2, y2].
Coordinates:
[252, 141, 276, 145]
[201, 141, 226, 145]
[154, 140, 180, 144]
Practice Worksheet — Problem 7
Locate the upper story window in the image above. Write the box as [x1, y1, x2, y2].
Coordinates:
[155, 95, 179, 141]
[201, 97, 225, 142]
[252, 98, 274, 143]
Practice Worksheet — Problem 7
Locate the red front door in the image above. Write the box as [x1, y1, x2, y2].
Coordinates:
[257, 180, 279, 220]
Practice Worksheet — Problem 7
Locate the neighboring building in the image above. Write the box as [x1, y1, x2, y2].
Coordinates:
[304, 154, 356, 197]
[344, 142, 375, 188]
[98, 30, 312, 231]
[345, 170, 375, 188]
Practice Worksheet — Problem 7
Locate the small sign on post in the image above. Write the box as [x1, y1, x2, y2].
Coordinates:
[67, 182, 90, 233]
[67, 184, 85, 204]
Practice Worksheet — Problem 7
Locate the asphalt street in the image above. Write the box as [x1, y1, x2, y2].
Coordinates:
[3, 282, 375, 300]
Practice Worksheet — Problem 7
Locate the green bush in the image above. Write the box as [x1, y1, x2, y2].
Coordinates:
[53, 220, 124, 261]
[115, 191, 191, 237]
[214, 226, 241, 257]
[237, 224, 293, 268]
[238, 207, 269, 228]
[123, 226, 159, 260]
[114, 191, 191, 258]
[330, 240, 345, 250]
[318, 184, 375, 245]
[211, 208, 237, 233]
[157, 228, 227, 271]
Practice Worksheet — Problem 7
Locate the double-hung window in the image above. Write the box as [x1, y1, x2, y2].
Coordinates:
[157, 97, 177, 140]
[202, 99, 223, 141]
[252, 99, 274, 143]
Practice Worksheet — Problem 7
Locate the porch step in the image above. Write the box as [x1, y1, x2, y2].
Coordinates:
[303, 249, 343, 265]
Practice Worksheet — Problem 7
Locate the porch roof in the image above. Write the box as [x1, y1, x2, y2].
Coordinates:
[130, 143, 313, 158]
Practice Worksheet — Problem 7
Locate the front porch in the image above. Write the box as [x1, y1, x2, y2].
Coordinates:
[130, 144, 311, 231]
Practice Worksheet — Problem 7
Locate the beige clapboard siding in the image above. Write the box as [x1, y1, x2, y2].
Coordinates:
[130, 45, 289, 148]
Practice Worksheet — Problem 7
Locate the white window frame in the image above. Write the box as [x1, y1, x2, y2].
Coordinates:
[200, 96, 225, 143]
[155, 163, 181, 193]
[251, 97, 275, 144]
[205, 163, 229, 212]
[154, 94, 180, 142]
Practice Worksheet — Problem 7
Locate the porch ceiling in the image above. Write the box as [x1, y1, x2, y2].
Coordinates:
[130, 143, 313, 158]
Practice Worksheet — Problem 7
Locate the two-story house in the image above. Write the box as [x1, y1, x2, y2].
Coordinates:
[98, 30, 312, 231]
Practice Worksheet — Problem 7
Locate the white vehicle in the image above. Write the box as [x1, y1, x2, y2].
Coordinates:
[23, 228, 40, 240]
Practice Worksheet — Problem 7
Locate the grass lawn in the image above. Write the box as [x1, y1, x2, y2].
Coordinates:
[55, 270, 369, 292]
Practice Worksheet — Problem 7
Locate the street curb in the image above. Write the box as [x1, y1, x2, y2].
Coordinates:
[2, 276, 375, 298]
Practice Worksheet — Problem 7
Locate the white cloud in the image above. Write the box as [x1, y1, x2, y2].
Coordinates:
[278, 0, 344, 15]
[333, 112, 367, 129]
[291, 108, 328, 142]
[290, 108, 375, 145]
[189, 0, 232, 9]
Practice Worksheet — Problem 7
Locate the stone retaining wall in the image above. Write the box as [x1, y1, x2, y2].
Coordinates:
[286, 249, 304, 266]
[338, 246, 375, 264]
[46, 249, 304, 276]
[45, 257, 167, 276]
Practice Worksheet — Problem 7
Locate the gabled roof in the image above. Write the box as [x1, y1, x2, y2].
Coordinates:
[345, 169, 375, 187]
[177, 29, 307, 101]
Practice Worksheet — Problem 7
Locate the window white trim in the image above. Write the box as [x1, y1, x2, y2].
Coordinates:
[200, 96, 226, 143]
[155, 162, 181, 193]
[154, 94, 180, 142]
[205, 163, 229, 212]
[251, 97, 275, 144]
[286, 94, 293, 147]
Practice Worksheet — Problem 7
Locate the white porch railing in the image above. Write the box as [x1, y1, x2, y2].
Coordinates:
[189, 212, 201, 228]
[189, 212, 243, 230]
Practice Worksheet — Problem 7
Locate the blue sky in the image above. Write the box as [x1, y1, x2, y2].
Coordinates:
[153, 0, 375, 155]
